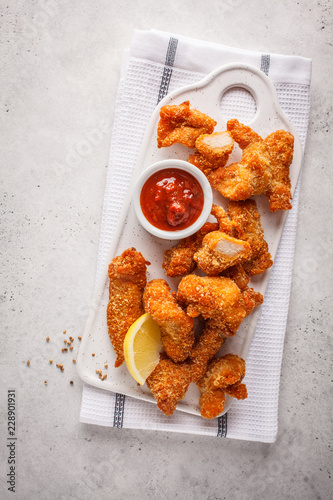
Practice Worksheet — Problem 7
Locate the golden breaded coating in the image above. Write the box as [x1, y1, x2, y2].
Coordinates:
[220, 263, 250, 291]
[196, 354, 247, 419]
[146, 358, 192, 416]
[188, 321, 230, 383]
[227, 118, 262, 149]
[176, 275, 247, 333]
[157, 100, 216, 149]
[223, 119, 294, 210]
[162, 222, 218, 277]
[143, 279, 194, 362]
[193, 203, 252, 275]
[227, 200, 273, 276]
[195, 131, 234, 163]
[107, 248, 150, 368]
[194, 231, 252, 276]
[189, 119, 294, 211]
[241, 287, 264, 316]
[210, 204, 233, 234]
[263, 129, 294, 211]
[188, 151, 228, 175]
[200, 144, 271, 199]
[225, 383, 248, 399]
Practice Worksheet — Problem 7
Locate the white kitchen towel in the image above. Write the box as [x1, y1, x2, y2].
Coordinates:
[79, 29, 311, 442]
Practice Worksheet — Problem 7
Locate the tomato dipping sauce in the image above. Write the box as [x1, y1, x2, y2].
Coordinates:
[140, 168, 204, 231]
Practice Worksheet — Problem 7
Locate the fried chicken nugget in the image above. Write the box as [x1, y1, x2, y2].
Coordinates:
[193, 204, 251, 276]
[177, 275, 263, 333]
[157, 100, 216, 149]
[143, 279, 195, 362]
[176, 275, 248, 333]
[188, 149, 262, 206]
[195, 131, 234, 163]
[196, 354, 247, 419]
[107, 248, 150, 368]
[227, 200, 273, 276]
[188, 151, 228, 178]
[146, 358, 192, 416]
[221, 119, 294, 210]
[162, 222, 218, 277]
[189, 119, 294, 211]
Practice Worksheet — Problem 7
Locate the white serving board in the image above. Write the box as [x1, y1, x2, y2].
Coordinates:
[77, 63, 302, 417]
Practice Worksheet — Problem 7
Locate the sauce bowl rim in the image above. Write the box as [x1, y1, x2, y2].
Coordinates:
[133, 159, 213, 240]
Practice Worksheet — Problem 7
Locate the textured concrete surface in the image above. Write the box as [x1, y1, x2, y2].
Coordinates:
[0, 1, 332, 499]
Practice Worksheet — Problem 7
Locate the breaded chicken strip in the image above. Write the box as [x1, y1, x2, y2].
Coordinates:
[107, 248, 150, 368]
[196, 354, 247, 419]
[193, 204, 251, 276]
[143, 279, 195, 362]
[157, 100, 216, 149]
[162, 222, 218, 277]
[227, 200, 273, 276]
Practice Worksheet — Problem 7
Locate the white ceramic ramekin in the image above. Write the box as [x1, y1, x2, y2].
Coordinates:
[133, 159, 213, 240]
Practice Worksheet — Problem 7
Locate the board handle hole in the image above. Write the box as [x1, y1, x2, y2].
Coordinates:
[220, 86, 257, 124]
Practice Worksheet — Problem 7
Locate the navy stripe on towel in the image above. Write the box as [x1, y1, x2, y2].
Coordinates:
[260, 54, 270, 75]
[217, 413, 228, 437]
[157, 37, 178, 103]
[113, 393, 126, 428]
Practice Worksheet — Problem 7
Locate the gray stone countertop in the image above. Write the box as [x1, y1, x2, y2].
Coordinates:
[1, 1, 332, 499]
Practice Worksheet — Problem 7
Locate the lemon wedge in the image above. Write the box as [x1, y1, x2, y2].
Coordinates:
[123, 313, 163, 385]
